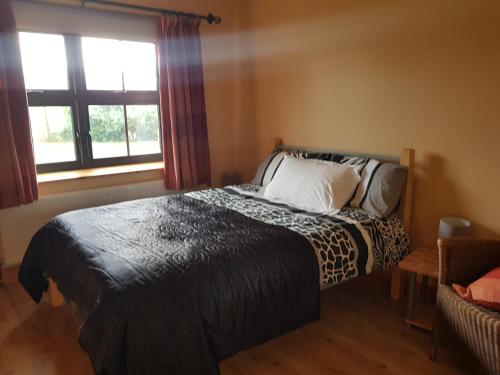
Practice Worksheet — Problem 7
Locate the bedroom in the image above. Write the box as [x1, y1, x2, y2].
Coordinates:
[1, 0, 499, 374]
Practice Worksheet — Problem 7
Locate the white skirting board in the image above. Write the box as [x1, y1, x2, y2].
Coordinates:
[0, 180, 170, 267]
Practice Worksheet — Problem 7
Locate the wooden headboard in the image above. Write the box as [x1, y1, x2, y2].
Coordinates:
[272, 137, 415, 300]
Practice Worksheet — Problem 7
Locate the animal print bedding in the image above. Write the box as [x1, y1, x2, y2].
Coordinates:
[187, 184, 410, 288]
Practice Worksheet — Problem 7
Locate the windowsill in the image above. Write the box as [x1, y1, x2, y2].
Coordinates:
[37, 162, 164, 196]
[38, 162, 164, 183]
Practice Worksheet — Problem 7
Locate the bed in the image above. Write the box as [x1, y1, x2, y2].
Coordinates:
[18, 140, 414, 375]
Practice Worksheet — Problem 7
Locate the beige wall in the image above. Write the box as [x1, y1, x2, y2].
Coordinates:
[237, 0, 500, 247]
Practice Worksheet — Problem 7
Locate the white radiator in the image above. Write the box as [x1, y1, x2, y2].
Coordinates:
[0, 180, 170, 266]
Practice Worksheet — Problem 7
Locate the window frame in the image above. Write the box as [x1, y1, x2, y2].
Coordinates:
[22, 32, 163, 174]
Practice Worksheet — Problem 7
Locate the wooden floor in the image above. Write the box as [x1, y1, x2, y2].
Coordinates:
[0, 275, 480, 375]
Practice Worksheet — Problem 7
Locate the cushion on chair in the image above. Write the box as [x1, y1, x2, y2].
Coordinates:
[452, 267, 500, 312]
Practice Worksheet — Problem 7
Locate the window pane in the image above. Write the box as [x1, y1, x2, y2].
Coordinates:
[19, 33, 68, 90]
[82, 38, 123, 90]
[29, 107, 76, 164]
[89, 105, 127, 159]
[127, 105, 161, 156]
[122, 41, 157, 91]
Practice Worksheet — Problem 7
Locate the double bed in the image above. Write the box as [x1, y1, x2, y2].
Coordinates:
[19, 140, 414, 375]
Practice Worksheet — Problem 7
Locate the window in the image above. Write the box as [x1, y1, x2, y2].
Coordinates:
[19, 32, 161, 173]
[19, 33, 69, 90]
[28, 106, 76, 164]
[82, 38, 157, 91]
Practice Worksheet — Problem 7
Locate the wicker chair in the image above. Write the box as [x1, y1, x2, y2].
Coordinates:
[432, 238, 500, 374]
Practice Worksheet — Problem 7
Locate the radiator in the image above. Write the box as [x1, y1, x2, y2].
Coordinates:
[0, 180, 170, 266]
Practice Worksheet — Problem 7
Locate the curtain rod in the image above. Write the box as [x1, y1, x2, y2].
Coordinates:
[15, 0, 222, 24]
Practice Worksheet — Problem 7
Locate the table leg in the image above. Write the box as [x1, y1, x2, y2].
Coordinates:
[406, 272, 417, 320]
[391, 268, 404, 300]
[421, 275, 429, 303]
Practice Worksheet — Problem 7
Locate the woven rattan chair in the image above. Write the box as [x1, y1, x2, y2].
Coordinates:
[432, 238, 500, 374]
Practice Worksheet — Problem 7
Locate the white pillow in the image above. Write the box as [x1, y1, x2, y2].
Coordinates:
[262, 156, 360, 214]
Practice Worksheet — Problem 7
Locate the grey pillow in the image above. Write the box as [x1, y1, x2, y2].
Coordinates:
[356, 162, 407, 217]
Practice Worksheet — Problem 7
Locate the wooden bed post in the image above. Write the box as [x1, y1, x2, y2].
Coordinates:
[391, 148, 415, 300]
[274, 137, 283, 149]
[48, 278, 64, 307]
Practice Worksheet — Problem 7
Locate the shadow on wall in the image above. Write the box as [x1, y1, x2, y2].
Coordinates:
[232, 0, 259, 183]
[471, 224, 500, 240]
[413, 153, 459, 246]
[413, 152, 499, 247]
[414, 153, 461, 246]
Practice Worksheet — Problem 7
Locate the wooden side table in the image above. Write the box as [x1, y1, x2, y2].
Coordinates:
[398, 247, 439, 331]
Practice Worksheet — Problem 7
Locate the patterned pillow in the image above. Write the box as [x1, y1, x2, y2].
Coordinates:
[251, 150, 300, 187]
[301, 152, 367, 167]
[349, 160, 407, 217]
[453, 267, 500, 312]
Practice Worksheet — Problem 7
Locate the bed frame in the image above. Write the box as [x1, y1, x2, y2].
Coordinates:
[47, 138, 414, 306]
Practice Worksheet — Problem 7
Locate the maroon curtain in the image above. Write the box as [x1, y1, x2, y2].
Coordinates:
[157, 15, 211, 190]
[0, 0, 38, 209]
